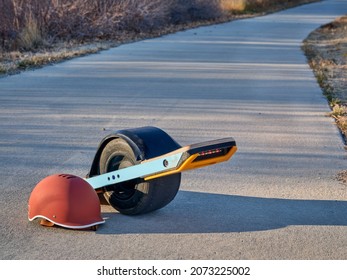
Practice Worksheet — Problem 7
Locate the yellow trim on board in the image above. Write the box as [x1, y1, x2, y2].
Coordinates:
[144, 146, 237, 181]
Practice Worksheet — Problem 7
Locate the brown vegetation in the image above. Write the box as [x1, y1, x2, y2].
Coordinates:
[303, 15, 347, 142]
[0, 0, 317, 75]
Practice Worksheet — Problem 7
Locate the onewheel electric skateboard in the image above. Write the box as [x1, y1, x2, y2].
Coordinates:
[28, 126, 237, 230]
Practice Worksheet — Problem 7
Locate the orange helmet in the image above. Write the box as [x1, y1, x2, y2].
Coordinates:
[28, 174, 104, 230]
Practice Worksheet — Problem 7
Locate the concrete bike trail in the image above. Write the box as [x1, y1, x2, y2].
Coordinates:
[0, 0, 347, 259]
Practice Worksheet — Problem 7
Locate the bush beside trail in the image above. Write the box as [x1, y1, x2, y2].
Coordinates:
[0, 0, 317, 74]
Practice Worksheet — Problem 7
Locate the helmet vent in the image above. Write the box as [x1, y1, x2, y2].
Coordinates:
[58, 174, 77, 180]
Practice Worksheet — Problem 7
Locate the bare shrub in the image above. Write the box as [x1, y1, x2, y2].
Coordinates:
[117, 0, 173, 33]
[170, 0, 222, 24]
[0, 0, 17, 50]
[0, 0, 318, 52]
[0, 0, 177, 49]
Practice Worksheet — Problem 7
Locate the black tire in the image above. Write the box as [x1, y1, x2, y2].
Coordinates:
[99, 138, 181, 215]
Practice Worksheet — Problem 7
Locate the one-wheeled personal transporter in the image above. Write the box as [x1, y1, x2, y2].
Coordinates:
[28, 126, 237, 230]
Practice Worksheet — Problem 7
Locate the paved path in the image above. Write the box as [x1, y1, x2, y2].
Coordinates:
[1, 0, 347, 259]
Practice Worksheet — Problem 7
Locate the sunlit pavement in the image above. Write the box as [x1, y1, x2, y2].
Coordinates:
[1, 0, 347, 259]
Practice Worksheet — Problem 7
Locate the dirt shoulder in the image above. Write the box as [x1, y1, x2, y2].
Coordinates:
[303, 15, 347, 183]
[303, 15, 347, 142]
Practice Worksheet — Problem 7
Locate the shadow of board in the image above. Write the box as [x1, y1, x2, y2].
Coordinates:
[97, 190, 347, 234]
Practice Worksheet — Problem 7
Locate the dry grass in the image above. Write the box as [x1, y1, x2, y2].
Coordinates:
[0, 0, 318, 75]
[17, 16, 43, 50]
[220, 0, 247, 12]
[220, 0, 317, 13]
[1, 0, 233, 51]
[1, 0, 318, 51]
[303, 16, 347, 185]
[303, 15, 347, 141]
